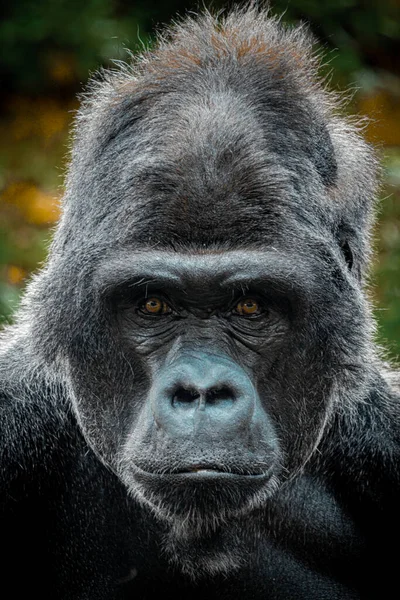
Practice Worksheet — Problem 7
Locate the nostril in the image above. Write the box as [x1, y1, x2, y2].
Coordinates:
[172, 387, 200, 405]
[171, 385, 237, 407]
[206, 386, 236, 405]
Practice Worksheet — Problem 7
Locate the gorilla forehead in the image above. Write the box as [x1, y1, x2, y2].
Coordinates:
[138, 90, 278, 204]
[98, 119, 329, 249]
[69, 71, 336, 248]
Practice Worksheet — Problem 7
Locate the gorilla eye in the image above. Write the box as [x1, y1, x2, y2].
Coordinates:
[234, 298, 262, 317]
[138, 297, 171, 316]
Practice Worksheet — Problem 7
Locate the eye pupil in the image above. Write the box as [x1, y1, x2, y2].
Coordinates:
[236, 298, 260, 316]
[144, 297, 164, 314]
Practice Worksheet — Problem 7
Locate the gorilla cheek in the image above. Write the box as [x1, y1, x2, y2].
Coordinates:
[256, 353, 335, 474]
[65, 355, 144, 468]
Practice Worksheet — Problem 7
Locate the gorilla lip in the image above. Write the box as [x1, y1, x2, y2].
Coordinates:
[174, 470, 270, 480]
[178, 465, 268, 478]
[132, 463, 272, 480]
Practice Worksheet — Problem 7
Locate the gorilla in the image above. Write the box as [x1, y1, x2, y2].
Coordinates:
[1, 7, 399, 600]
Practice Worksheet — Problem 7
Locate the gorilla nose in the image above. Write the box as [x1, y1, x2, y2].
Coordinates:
[172, 384, 236, 408]
[150, 355, 257, 437]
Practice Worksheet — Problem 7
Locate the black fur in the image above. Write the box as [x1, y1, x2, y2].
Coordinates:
[1, 7, 399, 599]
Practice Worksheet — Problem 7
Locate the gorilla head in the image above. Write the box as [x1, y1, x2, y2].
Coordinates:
[25, 9, 377, 533]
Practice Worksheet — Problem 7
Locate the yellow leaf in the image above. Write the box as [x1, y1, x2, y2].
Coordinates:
[7, 265, 25, 285]
[359, 90, 400, 146]
[1, 181, 60, 224]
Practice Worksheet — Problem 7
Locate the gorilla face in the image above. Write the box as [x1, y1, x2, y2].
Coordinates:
[65, 241, 367, 528]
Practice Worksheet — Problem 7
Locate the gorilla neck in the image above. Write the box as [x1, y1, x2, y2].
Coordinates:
[158, 470, 361, 581]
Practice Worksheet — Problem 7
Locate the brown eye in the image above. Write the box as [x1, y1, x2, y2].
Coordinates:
[140, 297, 171, 315]
[235, 298, 261, 316]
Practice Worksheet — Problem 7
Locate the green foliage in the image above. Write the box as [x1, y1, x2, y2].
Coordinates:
[1, 0, 145, 92]
[374, 150, 400, 359]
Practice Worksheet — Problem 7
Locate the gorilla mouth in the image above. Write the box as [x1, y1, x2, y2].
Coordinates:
[135, 463, 272, 479]
[185, 465, 233, 473]
[174, 470, 269, 480]
[128, 461, 278, 521]
[176, 465, 268, 477]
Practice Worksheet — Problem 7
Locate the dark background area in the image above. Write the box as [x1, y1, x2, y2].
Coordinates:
[0, 0, 399, 358]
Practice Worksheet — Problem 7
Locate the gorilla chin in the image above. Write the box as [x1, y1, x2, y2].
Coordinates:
[122, 461, 281, 530]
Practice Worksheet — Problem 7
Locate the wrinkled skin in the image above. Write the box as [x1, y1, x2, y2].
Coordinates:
[1, 8, 400, 600]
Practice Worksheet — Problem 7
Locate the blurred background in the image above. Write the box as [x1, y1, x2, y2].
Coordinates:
[0, 0, 399, 359]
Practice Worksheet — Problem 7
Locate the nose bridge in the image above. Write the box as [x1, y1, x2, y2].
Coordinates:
[181, 353, 215, 384]
[162, 328, 232, 368]
[172, 353, 240, 390]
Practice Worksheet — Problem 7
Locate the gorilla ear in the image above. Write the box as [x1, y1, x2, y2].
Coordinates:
[309, 119, 338, 187]
[340, 239, 353, 271]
